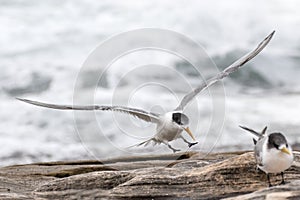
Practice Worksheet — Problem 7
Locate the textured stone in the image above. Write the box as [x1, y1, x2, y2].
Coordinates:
[0, 151, 299, 199]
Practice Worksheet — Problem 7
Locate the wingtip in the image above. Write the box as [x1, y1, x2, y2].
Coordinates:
[239, 125, 252, 132]
[16, 98, 35, 105]
[262, 126, 268, 134]
[16, 97, 28, 102]
[265, 30, 275, 41]
[271, 30, 276, 35]
[16, 97, 24, 101]
[239, 125, 246, 129]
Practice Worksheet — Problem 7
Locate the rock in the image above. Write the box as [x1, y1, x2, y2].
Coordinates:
[225, 180, 300, 200]
[0, 151, 299, 199]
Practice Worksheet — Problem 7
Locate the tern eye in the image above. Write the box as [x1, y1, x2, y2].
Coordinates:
[273, 143, 279, 149]
[172, 113, 183, 125]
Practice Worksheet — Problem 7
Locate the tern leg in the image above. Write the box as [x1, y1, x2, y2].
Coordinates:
[180, 136, 198, 148]
[280, 172, 285, 185]
[162, 141, 180, 153]
[267, 174, 272, 187]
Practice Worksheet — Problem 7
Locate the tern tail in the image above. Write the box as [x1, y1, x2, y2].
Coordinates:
[127, 138, 158, 149]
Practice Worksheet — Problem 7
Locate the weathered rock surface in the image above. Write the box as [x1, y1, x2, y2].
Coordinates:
[0, 151, 299, 199]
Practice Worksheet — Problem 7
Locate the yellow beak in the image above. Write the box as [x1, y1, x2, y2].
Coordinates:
[184, 127, 196, 141]
[281, 147, 291, 155]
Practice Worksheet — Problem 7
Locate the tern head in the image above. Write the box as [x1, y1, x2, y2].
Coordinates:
[172, 112, 196, 141]
[268, 132, 291, 155]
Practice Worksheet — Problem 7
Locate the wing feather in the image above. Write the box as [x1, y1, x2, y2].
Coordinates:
[254, 137, 266, 167]
[239, 125, 262, 138]
[175, 31, 275, 111]
[16, 98, 160, 123]
[240, 125, 267, 167]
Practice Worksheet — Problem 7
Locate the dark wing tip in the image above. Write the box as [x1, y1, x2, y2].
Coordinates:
[253, 138, 257, 145]
[254, 30, 275, 53]
[271, 30, 276, 35]
[262, 126, 268, 135]
[239, 125, 247, 130]
[15, 97, 44, 107]
[16, 97, 29, 103]
[265, 30, 275, 41]
[239, 125, 263, 138]
[239, 125, 253, 132]
[262, 30, 275, 46]
[16, 98, 37, 105]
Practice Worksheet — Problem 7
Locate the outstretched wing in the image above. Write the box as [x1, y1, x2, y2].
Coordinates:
[17, 98, 160, 123]
[174, 31, 275, 111]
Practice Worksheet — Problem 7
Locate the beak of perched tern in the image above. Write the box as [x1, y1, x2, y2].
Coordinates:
[184, 127, 196, 141]
[280, 147, 291, 155]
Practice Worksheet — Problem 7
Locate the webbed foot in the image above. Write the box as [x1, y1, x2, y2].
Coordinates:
[188, 142, 198, 148]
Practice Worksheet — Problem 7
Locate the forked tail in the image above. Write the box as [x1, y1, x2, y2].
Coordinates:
[126, 138, 159, 149]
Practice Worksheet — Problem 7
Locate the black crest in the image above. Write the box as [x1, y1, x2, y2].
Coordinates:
[172, 113, 189, 125]
[268, 132, 288, 149]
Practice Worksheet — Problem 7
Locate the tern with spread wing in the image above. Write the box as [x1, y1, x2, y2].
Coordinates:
[17, 31, 274, 152]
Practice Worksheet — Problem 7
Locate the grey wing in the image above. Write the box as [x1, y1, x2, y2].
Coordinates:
[254, 138, 266, 167]
[239, 125, 262, 138]
[17, 98, 160, 123]
[174, 31, 275, 111]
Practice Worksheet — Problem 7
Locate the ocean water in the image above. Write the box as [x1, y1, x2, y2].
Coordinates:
[1, 0, 300, 166]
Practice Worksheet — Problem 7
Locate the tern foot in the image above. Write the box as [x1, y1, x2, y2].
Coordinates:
[279, 180, 286, 185]
[280, 172, 286, 185]
[172, 148, 181, 153]
[256, 167, 264, 173]
[163, 142, 181, 153]
[188, 142, 198, 148]
[267, 174, 272, 187]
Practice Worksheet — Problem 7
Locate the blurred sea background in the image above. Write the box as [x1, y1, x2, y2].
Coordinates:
[1, 0, 300, 166]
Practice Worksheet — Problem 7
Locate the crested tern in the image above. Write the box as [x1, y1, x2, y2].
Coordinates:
[240, 125, 294, 187]
[17, 31, 274, 153]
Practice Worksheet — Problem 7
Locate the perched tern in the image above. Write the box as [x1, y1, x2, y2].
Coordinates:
[17, 31, 274, 153]
[240, 125, 294, 187]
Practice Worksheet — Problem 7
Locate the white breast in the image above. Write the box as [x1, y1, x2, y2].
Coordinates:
[155, 112, 183, 142]
[259, 140, 294, 173]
